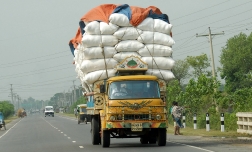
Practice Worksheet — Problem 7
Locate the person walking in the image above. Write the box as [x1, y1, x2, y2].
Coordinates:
[170, 101, 178, 135]
[172, 101, 184, 135]
[74, 108, 77, 118]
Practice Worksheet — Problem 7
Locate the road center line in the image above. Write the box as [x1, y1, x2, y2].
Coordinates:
[167, 141, 215, 152]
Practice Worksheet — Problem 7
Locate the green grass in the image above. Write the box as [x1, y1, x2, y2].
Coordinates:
[167, 124, 252, 138]
[5, 115, 19, 124]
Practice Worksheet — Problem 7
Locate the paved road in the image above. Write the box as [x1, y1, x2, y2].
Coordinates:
[0, 113, 251, 152]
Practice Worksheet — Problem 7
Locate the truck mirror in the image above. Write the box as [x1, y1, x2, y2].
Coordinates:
[100, 85, 105, 93]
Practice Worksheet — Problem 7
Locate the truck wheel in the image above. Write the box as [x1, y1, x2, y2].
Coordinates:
[148, 130, 157, 144]
[157, 128, 166, 146]
[91, 116, 100, 145]
[102, 130, 110, 147]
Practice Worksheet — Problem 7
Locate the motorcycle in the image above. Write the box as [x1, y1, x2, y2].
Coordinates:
[0, 113, 6, 130]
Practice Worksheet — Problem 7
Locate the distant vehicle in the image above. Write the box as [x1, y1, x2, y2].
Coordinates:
[55, 108, 60, 113]
[0, 112, 6, 130]
[77, 104, 91, 124]
[44, 106, 54, 117]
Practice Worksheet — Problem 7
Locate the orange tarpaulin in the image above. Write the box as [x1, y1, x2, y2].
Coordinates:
[130, 6, 162, 26]
[69, 4, 166, 50]
[81, 4, 118, 23]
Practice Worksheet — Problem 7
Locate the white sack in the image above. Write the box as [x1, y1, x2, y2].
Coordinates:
[84, 21, 119, 35]
[141, 57, 175, 70]
[78, 69, 85, 79]
[154, 19, 172, 35]
[75, 64, 81, 73]
[109, 13, 132, 27]
[138, 44, 173, 57]
[81, 80, 92, 92]
[84, 69, 116, 84]
[113, 52, 141, 62]
[100, 22, 119, 35]
[113, 27, 142, 40]
[84, 21, 100, 35]
[137, 18, 172, 34]
[82, 35, 118, 47]
[115, 40, 144, 52]
[145, 69, 175, 82]
[83, 47, 117, 59]
[74, 49, 85, 65]
[137, 18, 154, 31]
[81, 58, 118, 73]
[137, 31, 175, 46]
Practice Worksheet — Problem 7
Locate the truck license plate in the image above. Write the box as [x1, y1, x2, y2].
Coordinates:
[131, 123, 142, 131]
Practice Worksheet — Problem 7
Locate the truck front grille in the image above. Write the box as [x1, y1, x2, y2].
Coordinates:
[123, 114, 150, 120]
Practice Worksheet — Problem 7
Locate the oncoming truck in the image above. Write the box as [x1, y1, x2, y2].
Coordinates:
[86, 56, 168, 147]
[69, 4, 175, 147]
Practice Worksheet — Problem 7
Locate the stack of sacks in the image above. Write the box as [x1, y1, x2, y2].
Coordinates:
[70, 4, 176, 90]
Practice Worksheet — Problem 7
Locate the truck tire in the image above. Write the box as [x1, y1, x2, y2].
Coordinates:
[148, 130, 157, 144]
[102, 130, 110, 147]
[157, 128, 166, 146]
[91, 116, 100, 145]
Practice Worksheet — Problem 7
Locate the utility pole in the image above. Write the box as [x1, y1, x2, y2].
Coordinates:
[64, 90, 66, 107]
[17, 95, 20, 110]
[196, 27, 224, 77]
[13, 93, 17, 110]
[10, 84, 14, 104]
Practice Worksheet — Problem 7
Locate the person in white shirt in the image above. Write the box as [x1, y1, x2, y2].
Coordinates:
[172, 101, 184, 135]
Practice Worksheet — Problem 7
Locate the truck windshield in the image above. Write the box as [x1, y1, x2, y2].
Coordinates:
[109, 80, 160, 99]
[45, 108, 53, 111]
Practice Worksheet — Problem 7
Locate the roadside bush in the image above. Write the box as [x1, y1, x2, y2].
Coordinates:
[69, 96, 87, 113]
[0, 101, 14, 118]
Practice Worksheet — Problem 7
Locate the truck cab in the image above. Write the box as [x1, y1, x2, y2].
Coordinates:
[86, 56, 168, 147]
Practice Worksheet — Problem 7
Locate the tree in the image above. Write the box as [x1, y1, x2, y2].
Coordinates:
[172, 59, 190, 85]
[0, 101, 14, 117]
[182, 74, 220, 114]
[186, 54, 211, 78]
[220, 32, 252, 92]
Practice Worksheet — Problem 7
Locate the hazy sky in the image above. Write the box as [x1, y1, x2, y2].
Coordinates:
[0, 0, 251, 101]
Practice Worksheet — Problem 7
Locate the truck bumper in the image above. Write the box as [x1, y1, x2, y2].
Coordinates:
[106, 121, 167, 129]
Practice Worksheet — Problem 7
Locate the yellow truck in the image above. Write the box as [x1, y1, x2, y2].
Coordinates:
[69, 4, 175, 148]
[85, 56, 168, 147]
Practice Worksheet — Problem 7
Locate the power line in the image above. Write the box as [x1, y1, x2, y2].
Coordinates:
[172, 0, 230, 21]
[0, 66, 73, 80]
[175, 1, 252, 27]
[196, 27, 224, 77]
[176, 7, 252, 36]
[0, 53, 70, 68]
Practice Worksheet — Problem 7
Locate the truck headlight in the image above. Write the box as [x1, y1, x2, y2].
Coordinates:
[110, 116, 116, 121]
[156, 115, 161, 120]
[117, 115, 122, 120]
